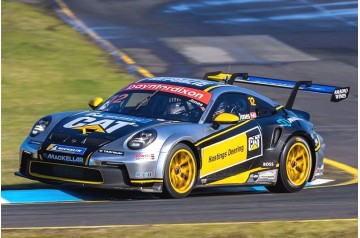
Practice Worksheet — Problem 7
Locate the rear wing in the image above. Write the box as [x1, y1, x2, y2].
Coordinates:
[203, 71, 350, 109]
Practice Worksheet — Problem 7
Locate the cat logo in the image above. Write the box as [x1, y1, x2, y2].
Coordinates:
[63, 117, 130, 134]
[248, 135, 260, 151]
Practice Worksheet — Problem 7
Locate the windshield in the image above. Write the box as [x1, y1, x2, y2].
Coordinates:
[97, 91, 209, 123]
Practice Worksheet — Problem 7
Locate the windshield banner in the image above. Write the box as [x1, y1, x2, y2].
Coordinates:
[123, 83, 212, 104]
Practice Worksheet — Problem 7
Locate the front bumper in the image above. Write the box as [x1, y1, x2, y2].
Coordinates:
[16, 151, 163, 193]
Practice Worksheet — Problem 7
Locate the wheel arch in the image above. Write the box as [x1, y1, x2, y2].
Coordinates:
[155, 135, 199, 179]
[158, 140, 199, 198]
[282, 131, 316, 182]
[178, 140, 201, 171]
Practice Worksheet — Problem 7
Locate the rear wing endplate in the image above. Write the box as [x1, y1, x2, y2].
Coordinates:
[203, 71, 350, 109]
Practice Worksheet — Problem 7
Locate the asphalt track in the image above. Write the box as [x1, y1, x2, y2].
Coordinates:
[2, 0, 358, 228]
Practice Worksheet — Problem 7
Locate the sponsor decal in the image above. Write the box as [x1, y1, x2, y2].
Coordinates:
[86, 113, 151, 124]
[287, 117, 298, 123]
[135, 171, 153, 178]
[208, 146, 245, 163]
[29, 140, 42, 145]
[135, 154, 155, 160]
[123, 83, 212, 104]
[98, 149, 124, 156]
[277, 117, 298, 127]
[248, 135, 260, 151]
[277, 118, 292, 127]
[250, 169, 277, 183]
[42, 153, 84, 164]
[201, 132, 248, 177]
[331, 87, 350, 102]
[250, 112, 257, 119]
[239, 114, 251, 120]
[200, 126, 262, 178]
[208, 151, 227, 163]
[258, 170, 277, 181]
[46, 144, 86, 155]
[144, 77, 214, 87]
[262, 162, 276, 167]
[188, 99, 204, 107]
[63, 117, 132, 134]
[228, 145, 245, 155]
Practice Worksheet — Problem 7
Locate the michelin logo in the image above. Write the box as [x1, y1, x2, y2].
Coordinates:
[47, 144, 87, 155]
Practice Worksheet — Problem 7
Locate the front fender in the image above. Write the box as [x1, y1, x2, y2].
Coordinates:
[155, 134, 197, 178]
[27, 110, 84, 142]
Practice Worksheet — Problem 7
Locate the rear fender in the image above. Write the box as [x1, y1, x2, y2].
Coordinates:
[288, 109, 310, 121]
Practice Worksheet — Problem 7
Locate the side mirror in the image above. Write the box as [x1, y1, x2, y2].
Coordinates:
[88, 97, 103, 110]
[212, 113, 240, 130]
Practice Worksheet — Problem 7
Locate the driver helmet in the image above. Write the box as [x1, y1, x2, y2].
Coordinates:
[166, 98, 186, 115]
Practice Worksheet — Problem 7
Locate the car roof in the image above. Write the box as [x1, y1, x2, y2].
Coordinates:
[138, 77, 279, 107]
[139, 77, 220, 90]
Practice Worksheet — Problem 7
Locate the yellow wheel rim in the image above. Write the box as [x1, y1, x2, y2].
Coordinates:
[286, 142, 311, 186]
[169, 149, 196, 194]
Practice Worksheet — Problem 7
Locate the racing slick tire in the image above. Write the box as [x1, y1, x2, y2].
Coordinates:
[161, 143, 197, 198]
[266, 136, 312, 193]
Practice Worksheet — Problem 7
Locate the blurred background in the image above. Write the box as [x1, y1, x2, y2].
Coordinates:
[2, 0, 358, 235]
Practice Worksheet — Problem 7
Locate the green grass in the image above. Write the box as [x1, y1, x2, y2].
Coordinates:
[1, 1, 136, 185]
[2, 220, 358, 238]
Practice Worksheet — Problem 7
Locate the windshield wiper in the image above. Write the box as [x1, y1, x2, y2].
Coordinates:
[130, 87, 163, 114]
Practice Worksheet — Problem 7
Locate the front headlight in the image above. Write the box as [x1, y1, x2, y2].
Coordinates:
[127, 129, 157, 150]
[30, 116, 52, 137]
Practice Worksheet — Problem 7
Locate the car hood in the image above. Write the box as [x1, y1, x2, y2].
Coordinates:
[38, 111, 170, 165]
[51, 111, 168, 136]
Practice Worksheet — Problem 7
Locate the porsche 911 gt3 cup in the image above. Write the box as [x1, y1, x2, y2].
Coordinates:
[16, 72, 349, 198]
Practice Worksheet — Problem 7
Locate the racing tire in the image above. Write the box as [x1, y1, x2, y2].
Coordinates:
[266, 136, 312, 193]
[161, 143, 197, 199]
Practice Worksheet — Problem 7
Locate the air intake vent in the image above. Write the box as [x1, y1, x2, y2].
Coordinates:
[270, 128, 282, 148]
[30, 161, 103, 183]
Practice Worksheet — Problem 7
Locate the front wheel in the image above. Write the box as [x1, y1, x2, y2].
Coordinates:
[161, 143, 197, 198]
[266, 136, 312, 193]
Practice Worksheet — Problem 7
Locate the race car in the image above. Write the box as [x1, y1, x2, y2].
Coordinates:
[16, 71, 349, 198]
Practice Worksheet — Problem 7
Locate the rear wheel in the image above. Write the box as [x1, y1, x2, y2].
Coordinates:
[161, 143, 197, 198]
[266, 136, 312, 193]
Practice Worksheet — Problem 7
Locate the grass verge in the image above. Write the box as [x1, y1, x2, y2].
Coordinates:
[2, 219, 358, 238]
[2, 1, 136, 185]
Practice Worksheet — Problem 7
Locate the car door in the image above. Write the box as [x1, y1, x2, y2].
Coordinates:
[195, 93, 263, 185]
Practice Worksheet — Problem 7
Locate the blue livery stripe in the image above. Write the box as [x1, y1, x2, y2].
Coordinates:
[1, 189, 83, 203]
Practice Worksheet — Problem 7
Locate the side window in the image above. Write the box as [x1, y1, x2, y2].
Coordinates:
[207, 93, 250, 122]
[251, 97, 277, 118]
